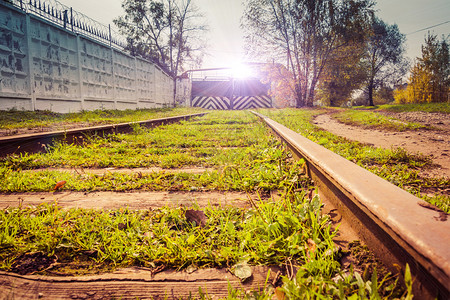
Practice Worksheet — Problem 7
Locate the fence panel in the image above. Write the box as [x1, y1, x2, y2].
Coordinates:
[0, 4, 31, 109]
[0, 1, 176, 113]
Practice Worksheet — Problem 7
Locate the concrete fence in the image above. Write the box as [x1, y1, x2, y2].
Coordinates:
[0, 1, 178, 113]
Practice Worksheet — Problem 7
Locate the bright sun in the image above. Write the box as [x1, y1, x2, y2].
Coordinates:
[231, 63, 254, 79]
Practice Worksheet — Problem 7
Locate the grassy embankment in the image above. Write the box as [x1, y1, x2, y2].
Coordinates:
[334, 102, 449, 131]
[332, 109, 427, 131]
[351, 102, 450, 113]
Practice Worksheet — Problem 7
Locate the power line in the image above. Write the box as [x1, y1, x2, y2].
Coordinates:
[406, 20, 450, 35]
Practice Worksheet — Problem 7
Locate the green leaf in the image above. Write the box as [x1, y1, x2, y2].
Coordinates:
[404, 264, 414, 300]
[186, 234, 196, 245]
[233, 261, 252, 281]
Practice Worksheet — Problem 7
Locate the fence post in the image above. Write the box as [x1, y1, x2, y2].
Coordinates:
[108, 24, 112, 47]
[63, 10, 67, 29]
[111, 47, 116, 108]
[134, 56, 138, 108]
[154, 65, 158, 106]
[70, 7, 73, 31]
[109, 26, 117, 109]
[24, 14, 36, 111]
[75, 35, 85, 110]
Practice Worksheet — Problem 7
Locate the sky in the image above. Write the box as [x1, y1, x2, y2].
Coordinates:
[60, 0, 450, 69]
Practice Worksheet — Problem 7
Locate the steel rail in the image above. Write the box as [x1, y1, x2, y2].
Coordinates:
[253, 111, 449, 299]
[0, 113, 207, 157]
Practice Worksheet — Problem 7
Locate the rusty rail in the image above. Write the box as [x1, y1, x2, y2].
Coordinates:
[0, 113, 207, 157]
[253, 111, 449, 300]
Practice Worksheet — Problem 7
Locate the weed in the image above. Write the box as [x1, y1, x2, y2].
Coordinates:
[279, 252, 413, 300]
[0, 191, 331, 272]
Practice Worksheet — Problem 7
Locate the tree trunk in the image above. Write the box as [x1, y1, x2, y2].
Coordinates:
[173, 77, 177, 107]
[306, 89, 315, 107]
[307, 78, 319, 107]
[295, 83, 303, 107]
[368, 79, 374, 106]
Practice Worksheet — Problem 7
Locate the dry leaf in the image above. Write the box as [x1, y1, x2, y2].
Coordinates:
[274, 287, 286, 300]
[185, 209, 207, 227]
[117, 222, 127, 230]
[233, 261, 252, 281]
[306, 238, 317, 259]
[53, 180, 66, 191]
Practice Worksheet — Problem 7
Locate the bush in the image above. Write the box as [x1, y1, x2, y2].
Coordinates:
[394, 88, 408, 104]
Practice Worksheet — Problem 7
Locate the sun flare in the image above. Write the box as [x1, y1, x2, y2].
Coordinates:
[231, 63, 254, 79]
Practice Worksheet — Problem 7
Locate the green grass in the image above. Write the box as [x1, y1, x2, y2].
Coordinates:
[0, 194, 411, 299]
[0, 110, 414, 298]
[0, 164, 305, 193]
[378, 102, 450, 113]
[0, 107, 206, 131]
[353, 102, 450, 113]
[2, 113, 266, 169]
[0, 111, 308, 193]
[0, 192, 332, 270]
[333, 109, 427, 131]
[257, 108, 449, 213]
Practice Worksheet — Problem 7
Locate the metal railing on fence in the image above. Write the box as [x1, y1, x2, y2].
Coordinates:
[7, 0, 127, 50]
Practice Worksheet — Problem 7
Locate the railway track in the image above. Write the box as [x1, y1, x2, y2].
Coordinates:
[252, 111, 449, 299]
[0, 113, 207, 157]
[0, 110, 448, 299]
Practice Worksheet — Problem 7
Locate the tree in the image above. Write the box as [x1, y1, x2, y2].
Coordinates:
[398, 33, 449, 103]
[114, 0, 207, 104]
[363, 17, 408, 106]
[242, 0, 374, 107]
[261, 63, 296, 108]
[422, 34, 450, 102]
[316, 42, 367, 106]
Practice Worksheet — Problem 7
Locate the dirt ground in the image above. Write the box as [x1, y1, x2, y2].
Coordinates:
[313, 110, 450, 179]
